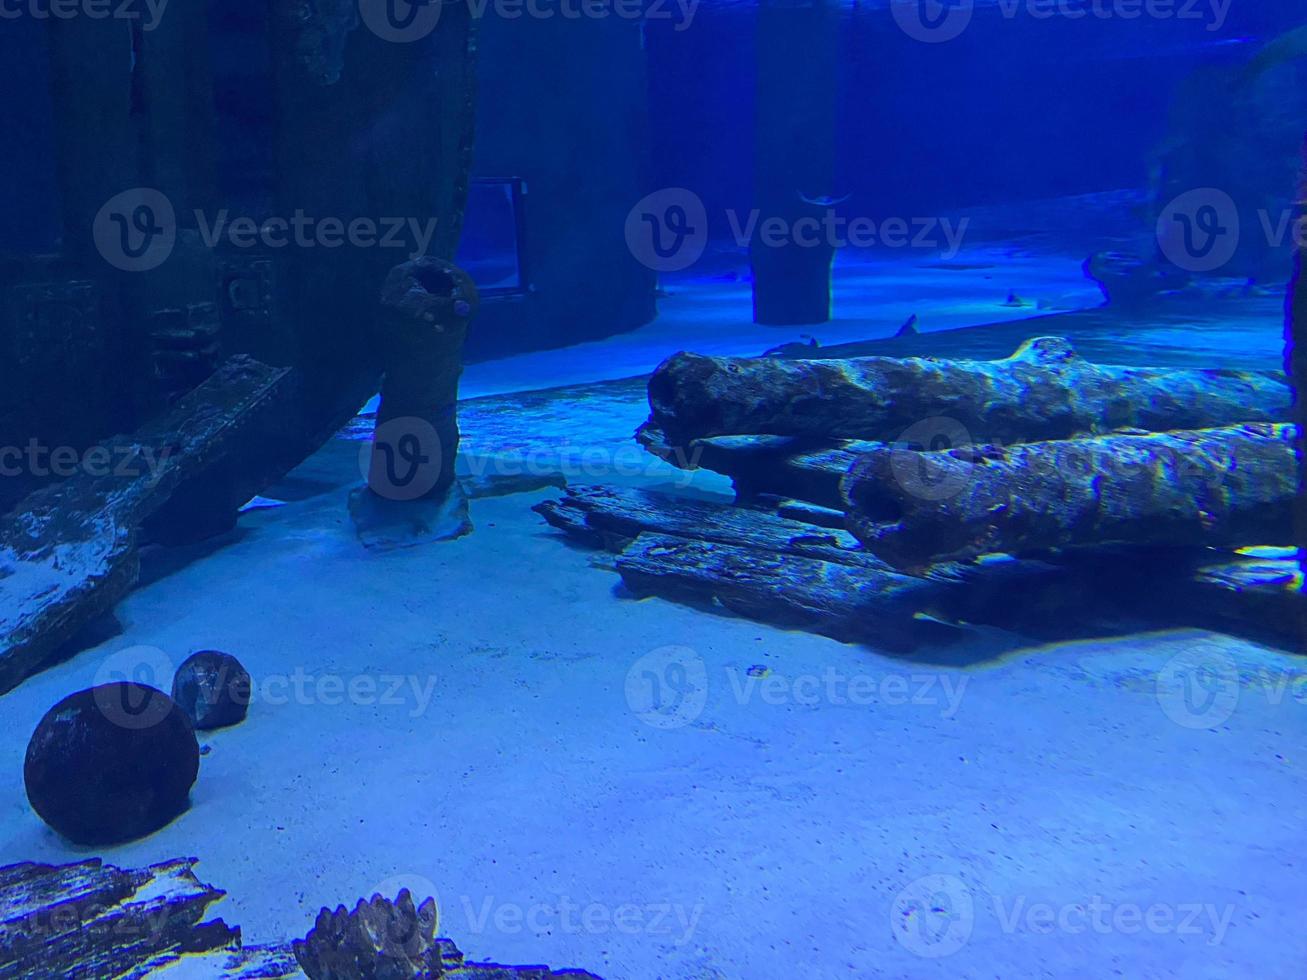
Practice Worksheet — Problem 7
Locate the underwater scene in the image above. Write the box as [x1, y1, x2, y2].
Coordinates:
[2, 0, 1307, 977]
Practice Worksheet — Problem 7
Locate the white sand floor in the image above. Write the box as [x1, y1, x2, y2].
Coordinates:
[1, 240, 1304, 978]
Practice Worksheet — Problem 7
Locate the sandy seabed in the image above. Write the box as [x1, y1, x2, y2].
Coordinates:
[1, 242, 1304, 979]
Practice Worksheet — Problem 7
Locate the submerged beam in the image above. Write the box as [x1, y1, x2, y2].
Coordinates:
[0, 358, 292, 696]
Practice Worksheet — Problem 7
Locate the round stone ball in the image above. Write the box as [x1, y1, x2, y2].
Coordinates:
[24, 683, 200, 845]
[171, 650, 252, 731]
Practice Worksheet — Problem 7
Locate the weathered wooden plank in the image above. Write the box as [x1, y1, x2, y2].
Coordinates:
[534, 483, 1307, 652]
[0, 858, 239, 980]
[614, 533, 955, 650]
[533, 484, 889, 570]
[531, 485, 1116, 650]
[0, 357, 293, 695]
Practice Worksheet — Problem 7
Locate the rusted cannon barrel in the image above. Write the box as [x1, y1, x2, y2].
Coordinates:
[841, 423, 1298, 569]
[639, 337, 1291, 459]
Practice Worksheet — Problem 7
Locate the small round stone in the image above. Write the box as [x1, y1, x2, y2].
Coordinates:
[171, 651, 252, 731]
[24, 683, 200, 845]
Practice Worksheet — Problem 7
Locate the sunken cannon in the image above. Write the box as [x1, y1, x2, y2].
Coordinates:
[636, 337, 1294, 510]
[639, 337, 1291, 452]
[841, 423, 1299, 570]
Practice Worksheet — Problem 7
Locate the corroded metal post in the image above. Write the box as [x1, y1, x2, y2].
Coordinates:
[350, 257, 479, 548]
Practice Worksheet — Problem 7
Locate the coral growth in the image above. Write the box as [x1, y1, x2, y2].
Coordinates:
[293, 889, 443, 980]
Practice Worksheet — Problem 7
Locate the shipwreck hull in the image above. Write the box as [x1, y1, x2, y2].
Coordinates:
[0, 13, 481, 692]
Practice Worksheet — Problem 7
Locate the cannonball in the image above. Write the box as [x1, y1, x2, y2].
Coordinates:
[24, 683, 199, 845]
[171, 650, 252, 731]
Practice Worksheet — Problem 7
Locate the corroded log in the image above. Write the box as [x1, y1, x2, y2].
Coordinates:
[638, 337, 1291, 459]
[843, 423, 1298, 569]
[0, 357, 292, 695]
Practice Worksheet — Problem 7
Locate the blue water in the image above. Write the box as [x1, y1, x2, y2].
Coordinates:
[0, 4, 1304, 979]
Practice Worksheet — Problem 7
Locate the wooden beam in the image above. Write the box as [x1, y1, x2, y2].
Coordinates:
[0, 357, 292, 695]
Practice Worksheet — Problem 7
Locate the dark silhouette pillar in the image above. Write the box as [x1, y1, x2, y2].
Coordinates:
[750, 0, 840, 326]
